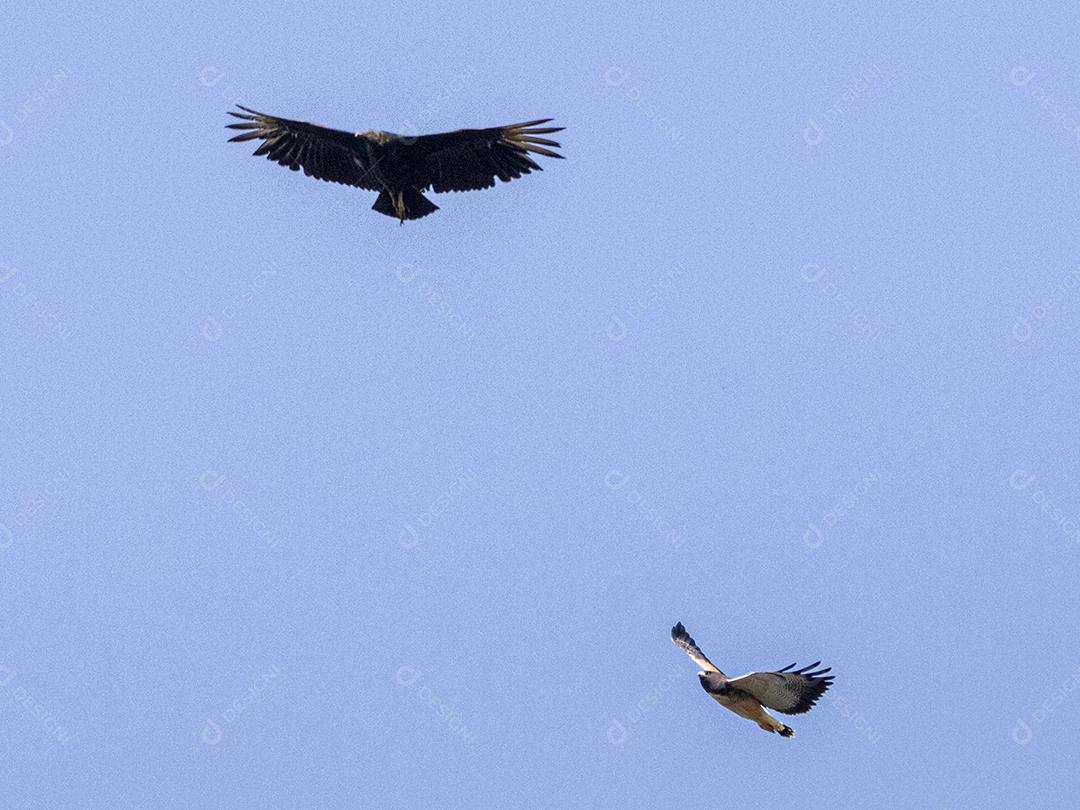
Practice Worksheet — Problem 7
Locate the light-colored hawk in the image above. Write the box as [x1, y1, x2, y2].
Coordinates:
[671, 622, 834, 738]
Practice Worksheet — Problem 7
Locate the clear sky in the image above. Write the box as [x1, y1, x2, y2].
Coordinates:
[3, 2, 1079, 807]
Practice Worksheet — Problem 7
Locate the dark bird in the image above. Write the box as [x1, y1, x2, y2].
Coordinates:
[671, 622, 834, 738]
[225, 105, 564, 223]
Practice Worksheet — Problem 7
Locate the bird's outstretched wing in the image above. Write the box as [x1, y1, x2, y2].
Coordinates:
[726, 663, 834, 715]
[226, 105, 382, 191]
[671, 622, 724, 675]
[412, 120, 564, 193]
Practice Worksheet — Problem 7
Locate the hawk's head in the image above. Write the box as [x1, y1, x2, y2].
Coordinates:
[698, 671, 730, 695]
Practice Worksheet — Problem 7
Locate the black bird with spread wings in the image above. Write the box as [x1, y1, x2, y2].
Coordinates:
[671, 622, 834, 738]
[226, 105, 564, 223]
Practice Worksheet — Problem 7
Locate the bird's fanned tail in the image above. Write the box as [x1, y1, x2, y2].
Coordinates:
[372, 189, 439, 222]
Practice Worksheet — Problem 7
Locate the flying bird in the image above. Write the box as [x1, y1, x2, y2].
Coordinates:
[671, 622, 833, 738]
[225, 105, 564, 223]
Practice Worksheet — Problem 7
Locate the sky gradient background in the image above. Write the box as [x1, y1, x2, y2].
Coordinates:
[3, 2, 1079, 807]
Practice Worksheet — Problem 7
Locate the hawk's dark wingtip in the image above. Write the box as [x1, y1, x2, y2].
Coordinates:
[671, 622, 686, 640]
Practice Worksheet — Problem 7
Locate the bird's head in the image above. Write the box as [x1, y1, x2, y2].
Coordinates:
[697, 670, 729, 694]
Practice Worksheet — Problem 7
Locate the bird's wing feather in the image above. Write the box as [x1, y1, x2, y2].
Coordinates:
[411, 120, 564, 193]
[225, 105, 382, 191]
[670, 623, 724, 675]
[726, 663, 834, 715]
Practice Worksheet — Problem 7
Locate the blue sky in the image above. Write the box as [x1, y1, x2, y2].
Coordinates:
[3, 1, 1080, 807]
